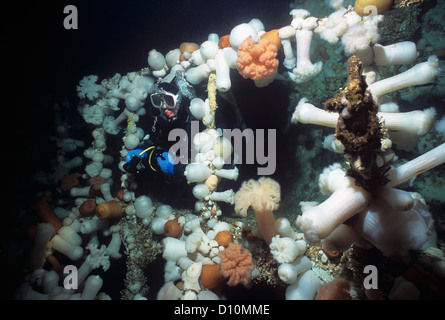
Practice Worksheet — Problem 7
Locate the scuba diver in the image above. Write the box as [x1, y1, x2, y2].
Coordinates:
[123, 70, 246, 189]
[123, 72, 196, 183]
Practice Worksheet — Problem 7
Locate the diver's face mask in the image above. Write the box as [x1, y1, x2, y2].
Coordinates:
[150, 91, 180, 120]
[150, 91, 178, 109]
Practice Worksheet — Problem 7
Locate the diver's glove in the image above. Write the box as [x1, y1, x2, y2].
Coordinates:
[123, 149, 148, 174]
[126, 149, 147, 162]
[156, 152, 175, 176]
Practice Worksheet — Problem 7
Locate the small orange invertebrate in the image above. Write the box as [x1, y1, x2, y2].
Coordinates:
[218, 34, 231, 49]
[261, 29, 281, 49]
[79, 199, 97, 217]
[215, 230, 233, 247]
[164, 219, 182, 238]
[116, 189, 125, 201]
[96, 200, 123, 219]
[29, 197, 62, 238]
[179, 42, 200, 61]
[201, 264, 225, 289]
[323, 246, 342, 259]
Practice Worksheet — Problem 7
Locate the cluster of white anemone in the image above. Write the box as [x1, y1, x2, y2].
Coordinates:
[290, 10, 444, 266]
[18, 0, 445, 300]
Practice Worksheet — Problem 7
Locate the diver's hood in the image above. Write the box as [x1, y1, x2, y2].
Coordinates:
[157, 81, 180, 95]
[150, 71, 195, 127]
